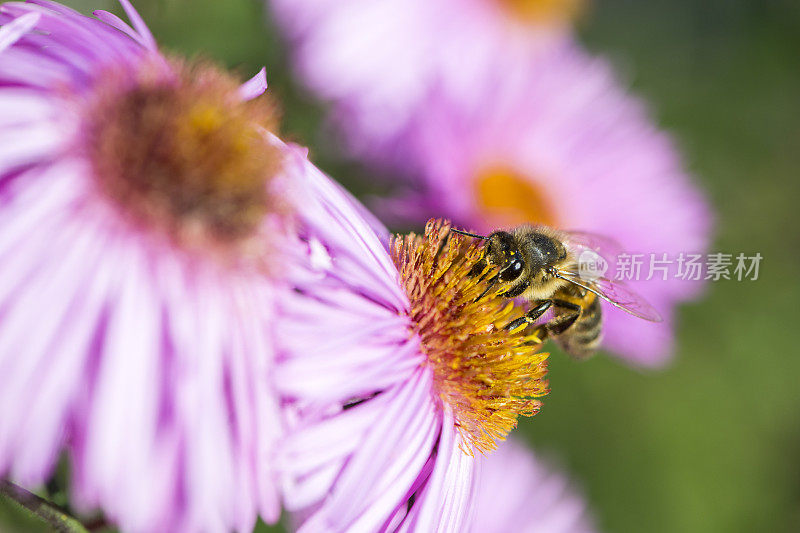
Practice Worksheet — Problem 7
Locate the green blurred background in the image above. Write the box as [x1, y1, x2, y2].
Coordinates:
[1, 0, 798, 531]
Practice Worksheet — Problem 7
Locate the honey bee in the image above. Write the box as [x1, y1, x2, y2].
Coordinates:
[452, 225, 662, 359]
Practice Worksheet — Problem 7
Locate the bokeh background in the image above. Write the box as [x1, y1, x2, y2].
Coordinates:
[1, 1, 798, 531]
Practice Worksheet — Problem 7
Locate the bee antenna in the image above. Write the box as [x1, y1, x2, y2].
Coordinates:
[450, 228, 488, 240]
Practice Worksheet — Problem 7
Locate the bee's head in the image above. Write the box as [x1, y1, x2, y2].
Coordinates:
[450, 227, 525, 282]
[487, 231, 525, 282]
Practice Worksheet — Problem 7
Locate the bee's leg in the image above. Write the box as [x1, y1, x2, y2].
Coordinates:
[546, 299, 582, 335]
[473, 273, 499, 302]
[468, 257, 488, 278]
[499, 277, 530, 298]
[505, 300, 552, 332]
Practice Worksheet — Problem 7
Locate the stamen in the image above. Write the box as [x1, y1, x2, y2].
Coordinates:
[391, 219, 549, 455]
[474, 166, 558, 227]
[81, 57, 284, 257]
[495, 0, 586, 26]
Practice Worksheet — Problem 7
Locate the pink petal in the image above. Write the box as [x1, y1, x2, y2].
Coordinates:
[239, 67, 268, 100]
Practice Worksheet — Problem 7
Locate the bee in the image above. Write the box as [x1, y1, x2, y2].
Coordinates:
[452, 225, 662, 359]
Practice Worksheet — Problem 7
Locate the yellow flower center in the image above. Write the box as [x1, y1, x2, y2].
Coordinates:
[83, 58, 283, 255]
[474, 166, 559, 227]
[495, 0, 586, 26]
[391, 219, 549, 455]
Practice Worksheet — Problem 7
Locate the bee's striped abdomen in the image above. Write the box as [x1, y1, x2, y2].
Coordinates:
[556, 293, 603, 359]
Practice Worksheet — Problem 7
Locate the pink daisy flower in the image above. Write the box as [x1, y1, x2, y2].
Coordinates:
[473, 438, 595, 533]
[0, 1, 364, 530]
[269, 0, 712, 365]
[378, 42, 713, 365]
[277, 211, 551, 531]
[269, 0, 586, 148]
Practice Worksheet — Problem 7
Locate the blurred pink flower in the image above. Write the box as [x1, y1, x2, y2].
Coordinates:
[380, 42, 713, 366]
[277, 213, 551, 531]
[0, 1, 364, 531]
[270, 0, 584, 149]
[473, 438, 595, 533]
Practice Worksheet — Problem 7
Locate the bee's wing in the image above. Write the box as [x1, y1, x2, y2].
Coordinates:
[563, 230, 624, 256]
[554, 268, 663, 322]
[562, 230, 625, 273]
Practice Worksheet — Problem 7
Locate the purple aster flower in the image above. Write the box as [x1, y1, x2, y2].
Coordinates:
[473, 438, 595, 533]
[277, 209, 551, 531]
[0, 1, 364, 530]
[269, 0, 586, 150]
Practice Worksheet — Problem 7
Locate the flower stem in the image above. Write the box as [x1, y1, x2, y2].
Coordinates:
[0, 480, 88, 533]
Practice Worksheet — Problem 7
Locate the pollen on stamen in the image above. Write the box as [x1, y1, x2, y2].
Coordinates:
[391, 219, 550, 455]
[81, 56, 285, 259]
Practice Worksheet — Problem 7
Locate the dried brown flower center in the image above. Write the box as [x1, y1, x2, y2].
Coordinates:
[391, 219, 549, 454]
[83, 58, 283, 250]
[495, 0, 585, 25]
